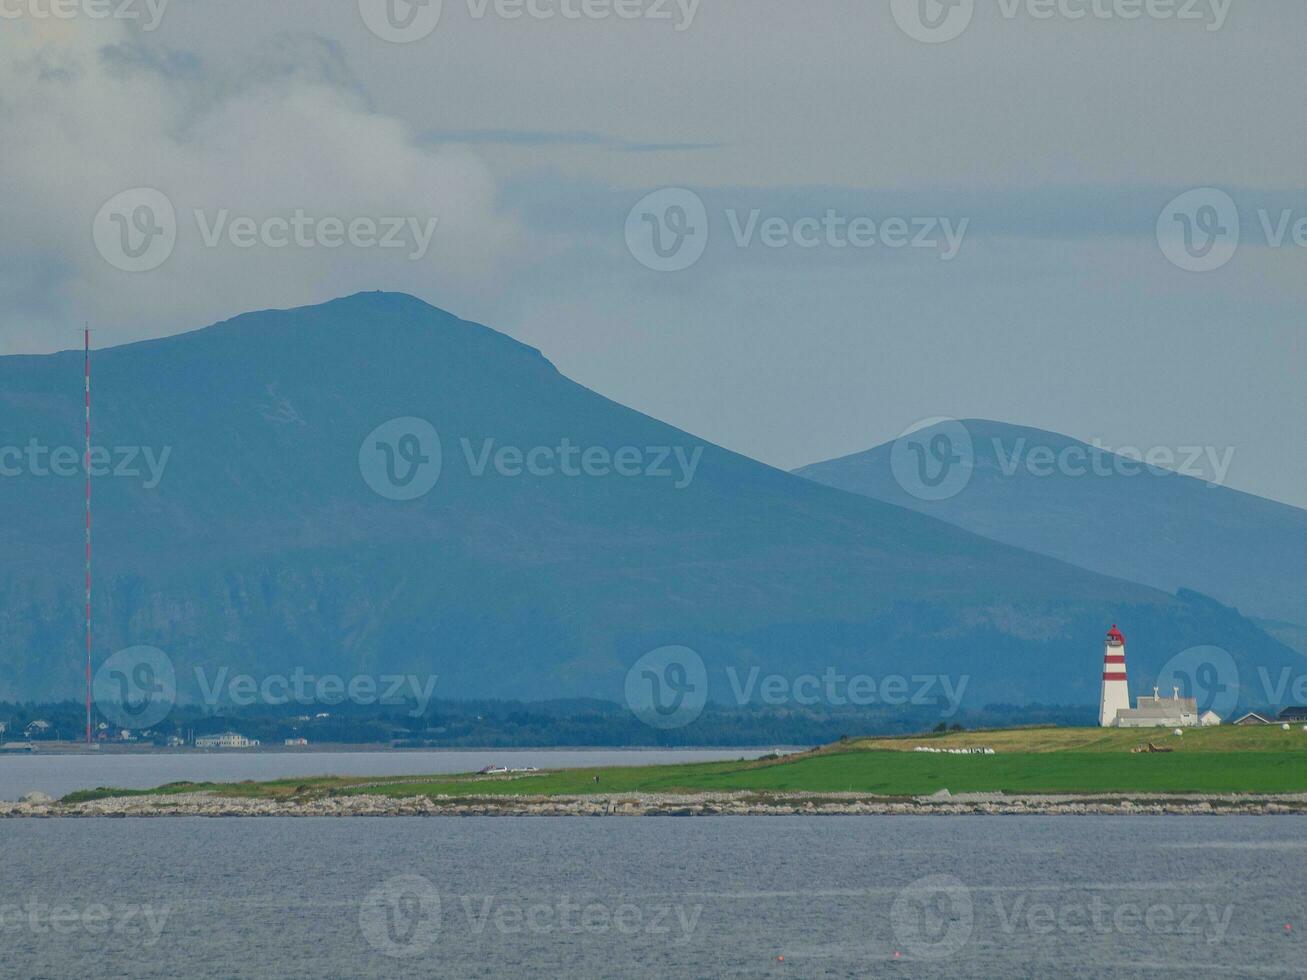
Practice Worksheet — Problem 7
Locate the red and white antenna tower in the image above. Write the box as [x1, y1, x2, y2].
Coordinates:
[85, 326, 92, 745]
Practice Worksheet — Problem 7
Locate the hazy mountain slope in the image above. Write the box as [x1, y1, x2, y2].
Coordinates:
[795, 419, 1307, 636]
[0, 297, 1295, 708]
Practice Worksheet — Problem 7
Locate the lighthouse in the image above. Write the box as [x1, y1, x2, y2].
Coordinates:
[1099, 624, 1130, 727]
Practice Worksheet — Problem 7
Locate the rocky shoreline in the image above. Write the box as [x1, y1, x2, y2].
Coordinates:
[4, 789, 1307, 818]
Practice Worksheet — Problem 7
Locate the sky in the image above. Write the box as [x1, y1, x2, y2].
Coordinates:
[2, 1, 1305, 506]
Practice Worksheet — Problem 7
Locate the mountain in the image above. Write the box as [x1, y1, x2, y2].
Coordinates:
[0, 296, 1297, 710]
[794, 419, 1307, 654]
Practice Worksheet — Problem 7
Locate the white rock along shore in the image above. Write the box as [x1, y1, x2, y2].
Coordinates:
[4, 790, 1307, 818]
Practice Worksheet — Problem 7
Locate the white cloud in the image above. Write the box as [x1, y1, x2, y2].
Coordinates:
[0, 19, 519, 352]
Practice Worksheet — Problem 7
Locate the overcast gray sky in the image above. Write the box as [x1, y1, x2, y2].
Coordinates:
[3, 1, 1305, 505]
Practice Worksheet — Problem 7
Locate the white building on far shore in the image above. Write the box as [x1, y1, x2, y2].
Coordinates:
[195, 732, 260, 749]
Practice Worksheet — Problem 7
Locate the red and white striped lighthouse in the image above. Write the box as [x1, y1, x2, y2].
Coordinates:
[1099, 624, 1130, 727]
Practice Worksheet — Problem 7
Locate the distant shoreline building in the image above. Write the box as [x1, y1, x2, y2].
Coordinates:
[196, 732, 260, 749]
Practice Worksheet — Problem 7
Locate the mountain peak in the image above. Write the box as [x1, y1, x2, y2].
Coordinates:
[796, 421, 1307, 630]
[315, 290, 444, 315]
[111, 289, 550, 366]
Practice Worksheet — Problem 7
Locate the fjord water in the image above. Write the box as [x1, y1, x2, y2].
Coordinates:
[0, 749, 767, 801]
[2, 816, 1300, 978]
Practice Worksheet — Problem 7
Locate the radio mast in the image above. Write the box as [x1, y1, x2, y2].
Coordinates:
[85, 326, 92, 745]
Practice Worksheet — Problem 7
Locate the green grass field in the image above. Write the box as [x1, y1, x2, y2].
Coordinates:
[60, 725, 1307, 804]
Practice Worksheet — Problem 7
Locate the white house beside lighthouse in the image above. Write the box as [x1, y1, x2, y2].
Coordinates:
[1099, 624, 1131, 727]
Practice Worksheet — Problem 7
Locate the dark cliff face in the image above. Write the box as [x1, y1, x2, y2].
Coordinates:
[0, 293, 1296, 707]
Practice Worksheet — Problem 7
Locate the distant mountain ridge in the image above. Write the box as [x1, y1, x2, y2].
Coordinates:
[795, 419, 1307, 649]
[0, 296, 1297, 710]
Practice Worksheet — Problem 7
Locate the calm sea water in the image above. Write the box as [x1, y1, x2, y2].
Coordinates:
[0, 749, 775, 801]
[0, 817, 1301, 978]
